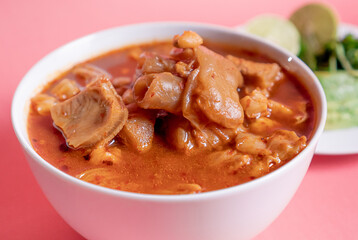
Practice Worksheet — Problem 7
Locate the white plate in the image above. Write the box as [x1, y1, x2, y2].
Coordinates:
[236, 23, 358, 155]
[316, 23, 358, 155]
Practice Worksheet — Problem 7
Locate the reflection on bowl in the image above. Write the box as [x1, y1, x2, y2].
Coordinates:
[12, 22, 326, 240]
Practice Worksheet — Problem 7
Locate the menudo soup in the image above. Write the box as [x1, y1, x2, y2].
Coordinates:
[28, 31, 315, 194]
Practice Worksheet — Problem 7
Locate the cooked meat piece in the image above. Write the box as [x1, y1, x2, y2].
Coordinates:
[249, 117, 282, 136]
[115, 86, 129, 96]
[72, 64, 112, 84]
[31, 93, 57, 115]
[122, 88, 135, 105]
[175, 61, 195, 78]
[111, 76, 132, 88]
[192, 127, 221, 149]
[208, 149, 247, 165]
[240, 89, 269, 119]
[170, 48, 195, 61]
[208, 123, 241, 143]
[133, 72, 185, 114]
[267, 130, 307, 161]
[118, 114, 154, 153]
[169, 126, 195, 151]
[89, 144, 122, 165]
[208, 149, 252, 174]
[235, 132, 271, 155]
[181, 69, 203, 128]
[268, 100, 308, 125]
[294, 101, 308, 125]
[268, 100, 294, 118]
[192, 123, 239, 150]
[125, 102, 139, 113]
[264, 155, 282, 168]
[183, 46, 244, 129]
[197, 46, 244, 89]
[227, 55, 282, 89]
[243, 86, 270, 97]
[50, 78, 80, 101]
[166, 117, 195, 152]
[51, 78, 128, 149]
[139, 53, 176, 74]
[166, 116, 239, 152]
[248, 160, 267, 178]
[173, 31, 203, 49]
[226, 154, 252, 174]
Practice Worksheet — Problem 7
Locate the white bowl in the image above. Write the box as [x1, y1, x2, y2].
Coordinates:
[12, 22, 326, 240]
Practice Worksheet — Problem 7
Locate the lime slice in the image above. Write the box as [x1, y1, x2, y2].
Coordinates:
[245, 14, 301, 55]
[290, 3, 338, 55]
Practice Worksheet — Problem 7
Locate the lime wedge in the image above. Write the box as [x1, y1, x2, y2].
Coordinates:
[245, 14, 301, 55]
[290, 3, 338, 55]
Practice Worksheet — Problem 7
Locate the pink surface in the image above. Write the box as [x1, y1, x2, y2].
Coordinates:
[2, 0, 358, 239]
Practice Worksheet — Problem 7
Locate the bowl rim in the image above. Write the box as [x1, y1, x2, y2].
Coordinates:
[11, 21, 327, 202]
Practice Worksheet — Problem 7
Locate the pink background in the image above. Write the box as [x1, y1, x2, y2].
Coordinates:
[2, 0, 358, 239]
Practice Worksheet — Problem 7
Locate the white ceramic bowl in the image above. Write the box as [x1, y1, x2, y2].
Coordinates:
[12, 22, 326, 240]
